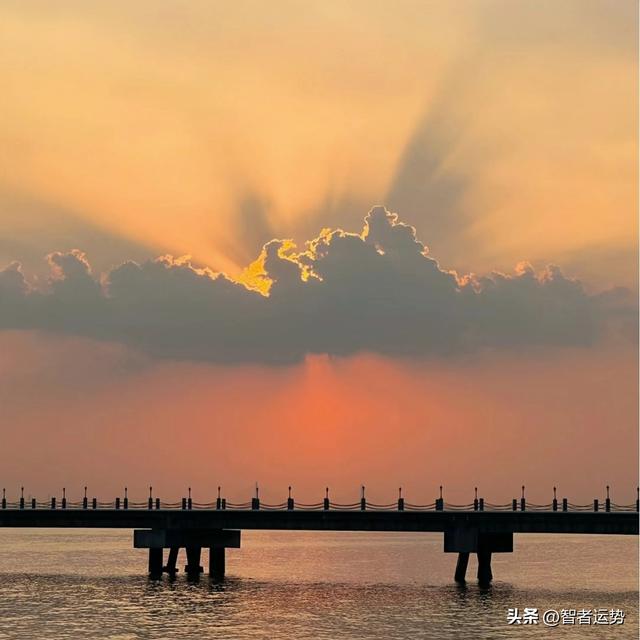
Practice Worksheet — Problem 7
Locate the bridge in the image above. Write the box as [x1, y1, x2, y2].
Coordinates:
[1, 486, 637, 584]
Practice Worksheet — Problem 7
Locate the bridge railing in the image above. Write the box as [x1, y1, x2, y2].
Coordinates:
[610, 503, 639, 512]
[483, 502, 514, 511]
[1, 489, 638, 513]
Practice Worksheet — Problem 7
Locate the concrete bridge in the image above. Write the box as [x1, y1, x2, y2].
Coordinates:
[1, 486, 637, 584]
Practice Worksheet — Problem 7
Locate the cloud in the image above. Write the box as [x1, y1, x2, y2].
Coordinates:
[0, 207, 634, 363]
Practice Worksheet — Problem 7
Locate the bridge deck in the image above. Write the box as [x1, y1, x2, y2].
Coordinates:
[0, 509, 636, 535]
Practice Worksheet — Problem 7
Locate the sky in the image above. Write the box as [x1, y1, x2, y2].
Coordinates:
[0, 0, 637, 504]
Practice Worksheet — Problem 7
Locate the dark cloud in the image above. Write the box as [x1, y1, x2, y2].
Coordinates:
[0, 207, 634, 363]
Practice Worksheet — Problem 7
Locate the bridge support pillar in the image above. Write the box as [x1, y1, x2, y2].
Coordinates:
[454, 552, 469, 583]
[185, 546, 203, 579]
[148, 548, 163, 579]
[445, 529, 510, 584]
[209, 547, 225, 580]
[163, 547, 179, 577]
[135, 529, 239, 579]
[477, 551, 492, 585]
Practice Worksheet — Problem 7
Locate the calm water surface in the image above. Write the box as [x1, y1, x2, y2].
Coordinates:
[0, 529, 636, 639]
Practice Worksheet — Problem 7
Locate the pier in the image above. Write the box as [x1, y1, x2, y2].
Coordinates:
[1, 485, 637, 584]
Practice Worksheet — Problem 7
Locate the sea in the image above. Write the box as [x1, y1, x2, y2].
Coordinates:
[0, 529, 636, 639]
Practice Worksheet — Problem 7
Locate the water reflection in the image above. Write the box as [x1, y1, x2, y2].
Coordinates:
[0, 530, 636, 639]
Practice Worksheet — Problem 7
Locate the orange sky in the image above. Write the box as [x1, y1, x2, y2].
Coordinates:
[0, 331, 636, 503]
[0, 1, 637, 499]
[0, 1, 636, 287]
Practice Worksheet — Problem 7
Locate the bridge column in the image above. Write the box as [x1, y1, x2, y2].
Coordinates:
[134, 529, 240, 580]
[163, 547, 179, 577]
[445, 529, 511, 584]
[477, 551, 492, 585]
[148, 548, 163, 579]
[454, 552, 469, 583]
[209, 547, 225, 580]
[185, 546, 203, 579]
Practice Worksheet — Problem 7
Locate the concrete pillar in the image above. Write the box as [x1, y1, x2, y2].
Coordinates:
[135, 529, 240, 579]
[209, 547, 225, 580]
[185, 546, 203, 579]
[148, 548, 163, 579]
[164, 547, 179, 576]
[477, 551, 492, 584]
[454, 552, 469, 583]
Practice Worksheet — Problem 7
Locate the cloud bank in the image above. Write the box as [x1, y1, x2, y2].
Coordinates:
[0, 207, 634, 363]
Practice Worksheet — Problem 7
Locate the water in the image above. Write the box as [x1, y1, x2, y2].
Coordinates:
[0, 529, 636, 639]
